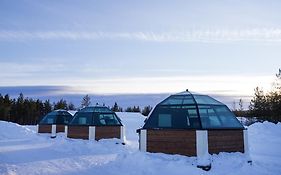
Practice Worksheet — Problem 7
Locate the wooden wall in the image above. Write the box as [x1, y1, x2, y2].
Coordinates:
[146, 129, 196, 156]
[208, 130, 244, 154]
[38, 124, 65, 133]
[38, 125, 52, 133]
[67, 126, 89, 139]
[67, 126, 121, 140]
[56, 125, 65, 133]
[95, 126, 121, 140]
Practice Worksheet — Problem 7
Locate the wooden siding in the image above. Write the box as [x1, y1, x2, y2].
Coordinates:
[146, 129, 196, 156]
[208, 130, 244, 154]
[67, 126, 89, 139]
[95, 126, 121, 140]
[56, 125, 65, 133]
[38, 125, 52, 133]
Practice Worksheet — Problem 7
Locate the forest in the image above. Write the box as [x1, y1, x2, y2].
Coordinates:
[0, 69, 280, 125]
[0, 93, 152, 125]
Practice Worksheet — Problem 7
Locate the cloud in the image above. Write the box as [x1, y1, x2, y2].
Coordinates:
[1, 28, 281, 42]
[0, 85, 252, 108]
[0, 86, 70, 97]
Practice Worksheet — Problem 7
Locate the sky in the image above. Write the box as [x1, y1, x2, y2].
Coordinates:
[0, 0, 281, 107]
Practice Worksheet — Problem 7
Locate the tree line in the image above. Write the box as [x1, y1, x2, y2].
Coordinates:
[237, 69, 281, 123]
[248, 69, 281, 123]
[2, 69, 279, 125]
[0, 93, 153, 125]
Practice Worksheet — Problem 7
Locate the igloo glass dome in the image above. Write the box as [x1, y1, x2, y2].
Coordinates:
[40, 110, 74, 125]
[67, 106, 125, 142]
[143, 90, 244, 130]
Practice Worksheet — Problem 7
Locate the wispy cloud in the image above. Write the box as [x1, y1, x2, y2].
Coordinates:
[1, 28, 281, 42]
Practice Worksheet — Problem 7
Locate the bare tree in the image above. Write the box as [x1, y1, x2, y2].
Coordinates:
[81, 95, 91, 108]
[238, 98, 243, 111]
[232, 100, 236, 111]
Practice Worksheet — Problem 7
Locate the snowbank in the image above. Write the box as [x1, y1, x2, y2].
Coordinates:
[116, 112, 146, 148]
[0, 121, 36, 140]
[1, 116, 281, 175]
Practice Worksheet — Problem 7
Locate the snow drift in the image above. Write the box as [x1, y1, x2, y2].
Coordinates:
[0, 113, 281, 175]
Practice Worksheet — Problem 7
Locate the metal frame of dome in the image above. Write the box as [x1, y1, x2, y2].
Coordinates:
[37, 109, 75, 138]
[67, 106, 125, 143]
[142, 90, 244, 130]
[137, 90, 251, 170]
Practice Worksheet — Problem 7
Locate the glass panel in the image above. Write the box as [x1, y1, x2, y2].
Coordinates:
[183, 95, 195, 104]
[213, 106, 243, 128]
[158, 114, 172, 127]
[80, 107, 111, 113]
[199, 105, 243, 129]
[56, 115, 65, 124]
[187, 108, 200, 128]
[98, 114, 120, 125]
[79, 117, 87, 124]
[161, 96, 184, 105]
[143, 105, 202, 129]
[94, 107, 112, 112]
[70, 113, 93, 125]
[193, 95, 223, 105]
[169, 106, 182, 108]
[47, 118, 54, 124]
[40, 115, 56, 124]
[182, 105, 197, 109]
[187, 109, 198, 117]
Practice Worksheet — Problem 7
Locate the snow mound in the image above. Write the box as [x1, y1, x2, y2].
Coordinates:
[0, 121, 36, 139]
[116, 112, 146, 147]
[248, 121, 281, 135]
[1, 118, 281, 175]
[67, 110, 77, 116]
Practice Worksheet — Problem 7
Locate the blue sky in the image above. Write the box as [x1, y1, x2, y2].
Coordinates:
[0, 0, 281, 102]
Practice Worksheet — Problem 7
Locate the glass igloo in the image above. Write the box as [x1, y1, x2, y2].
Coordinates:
[143, 90, 244, 130]
[67, 106, 125, 143]
[38, 109, 74, 134]
[138, 90, 249, 169]
[69, 106, 122, 126]
[39, 110, 74, 125]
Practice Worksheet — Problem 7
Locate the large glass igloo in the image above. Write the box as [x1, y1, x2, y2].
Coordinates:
[143, 90, 244, 130]
[138, 90, 249, 169]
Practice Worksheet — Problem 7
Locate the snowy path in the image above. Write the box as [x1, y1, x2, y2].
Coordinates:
[1, 113, 281, 175]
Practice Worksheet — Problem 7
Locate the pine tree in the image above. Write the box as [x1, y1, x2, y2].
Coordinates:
[111, 102, 122, 112]
[249, 87, 268, 120]
[43, 100, 52, 114]
[142, 105, 153, 116]
[68, 102, 75, 110]
[125, 107, 133, 112]
[54, 99, 68, 110]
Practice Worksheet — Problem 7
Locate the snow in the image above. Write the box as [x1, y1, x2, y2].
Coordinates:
[67, 110, 77, 116]
[1, 114, 281, 175]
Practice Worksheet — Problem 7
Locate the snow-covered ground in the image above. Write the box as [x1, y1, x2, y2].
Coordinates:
[0, 113, 281, 175]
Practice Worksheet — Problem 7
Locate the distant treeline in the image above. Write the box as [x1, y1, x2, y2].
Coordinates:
[234, 69, 281, 123]
[0, 93, 153, 125]
[1, 70, 280, 125]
